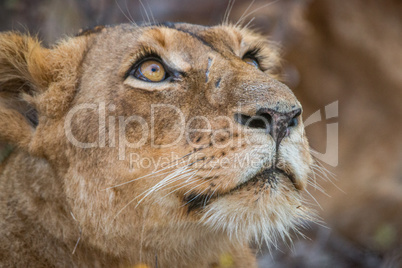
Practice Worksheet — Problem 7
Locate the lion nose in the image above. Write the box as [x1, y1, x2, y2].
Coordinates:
[234, 108, 301, 145]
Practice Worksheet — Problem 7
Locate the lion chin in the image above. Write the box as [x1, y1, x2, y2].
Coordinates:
[0, 21, 314, 267]
[197, 168, 310, 243]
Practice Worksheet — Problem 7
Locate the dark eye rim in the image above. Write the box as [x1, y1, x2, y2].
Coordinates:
[242, 52, 261, 70]
[126, 56, 172, 83]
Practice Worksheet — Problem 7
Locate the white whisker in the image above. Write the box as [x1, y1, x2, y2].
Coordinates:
[114, 0, 136, 25]
[235, 0, 255, 27]
[159, 169, 202, 199]
[145, 0, 156, 24]
[243, 16, 256, 29]
[104, 153, 195, 190]
[139, 0, 151, 25]
[124, 0, 135, 25]
[235, 0, 279, 28]
[135, 168, 193, 206]
[223, 0, 236, 25]
[111, 167, 190, 221]
[304, 188, 322, 210]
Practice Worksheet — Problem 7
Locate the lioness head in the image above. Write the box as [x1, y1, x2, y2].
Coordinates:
[0, 22, 313, 266]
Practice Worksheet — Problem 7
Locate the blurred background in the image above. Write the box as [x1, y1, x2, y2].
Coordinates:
[1, 0, 401, 267]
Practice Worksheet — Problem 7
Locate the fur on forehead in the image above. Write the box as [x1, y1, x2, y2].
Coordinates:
[131, 23, 281, 77]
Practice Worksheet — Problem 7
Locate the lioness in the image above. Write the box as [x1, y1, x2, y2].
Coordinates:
[0, 22, 313, 267]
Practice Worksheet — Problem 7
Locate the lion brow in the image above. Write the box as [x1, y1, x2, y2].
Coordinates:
[76, 25, 106, 37]
[149, 22, 224, 55]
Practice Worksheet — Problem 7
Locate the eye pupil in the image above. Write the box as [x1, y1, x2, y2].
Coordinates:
[136, 60, 166, 82]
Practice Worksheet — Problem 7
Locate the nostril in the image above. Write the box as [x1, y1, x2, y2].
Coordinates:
[234, 113, 271, 130]
[249, 115, 269, 129]
[288, 117, 298, 128]
[234, 107, 301, 143]
[287, 109, 301, 128]
[248, 113, 272, 129]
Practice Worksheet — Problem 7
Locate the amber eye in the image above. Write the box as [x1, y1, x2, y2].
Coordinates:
[135, 60, 166, 82]
[243, 57, 260, 69]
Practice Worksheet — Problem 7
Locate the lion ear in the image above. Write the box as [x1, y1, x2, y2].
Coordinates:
[0, 32, 52, 150]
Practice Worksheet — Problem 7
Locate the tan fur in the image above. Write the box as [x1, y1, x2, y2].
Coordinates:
[0, 23, 313, 267]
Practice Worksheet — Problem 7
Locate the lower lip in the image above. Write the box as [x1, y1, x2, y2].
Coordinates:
[184, 168, 296, 210]
[233, 168, 298, 191]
